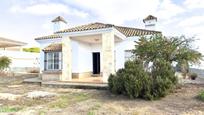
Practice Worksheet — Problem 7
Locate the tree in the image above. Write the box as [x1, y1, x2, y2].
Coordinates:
[108, 34, 202, 100]
[132, 34, 203, 72]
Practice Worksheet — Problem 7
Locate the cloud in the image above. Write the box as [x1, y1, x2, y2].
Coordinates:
[9, 0, 185, 24]
[10, 3, 88, 18]
[178, 16, 204, 27]
[10, 3, 68, 15]
[156, 0, 185, 19]
[69, 0, 160, 24]
[184, 0, 204, 9]
[66, 0, 185, 24]
[42, 21, 53, 34]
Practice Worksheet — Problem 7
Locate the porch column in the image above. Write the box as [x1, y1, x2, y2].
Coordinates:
[102, 31, 115, 83]
[61, 36, 72, 81]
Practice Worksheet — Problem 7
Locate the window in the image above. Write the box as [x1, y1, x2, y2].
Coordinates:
[44, 52, 62, 70]
[125, 50, 134, 61]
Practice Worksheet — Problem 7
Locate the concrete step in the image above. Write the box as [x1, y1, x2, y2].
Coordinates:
[41, 81, 108, 90]
[91, 74, 101, 77]
[23, 77, 108, 90]
[23, 77, 41, 85]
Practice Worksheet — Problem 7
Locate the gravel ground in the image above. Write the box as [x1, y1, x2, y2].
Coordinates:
[0, 74, 204, 115]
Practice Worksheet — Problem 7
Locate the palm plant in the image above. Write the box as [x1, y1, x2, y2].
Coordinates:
[0, 56, 11, 72]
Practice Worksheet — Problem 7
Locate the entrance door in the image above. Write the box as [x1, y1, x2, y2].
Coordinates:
[92, 52, 100, 74]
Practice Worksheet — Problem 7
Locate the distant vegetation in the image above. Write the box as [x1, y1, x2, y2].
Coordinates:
[23, 47, 40, 53]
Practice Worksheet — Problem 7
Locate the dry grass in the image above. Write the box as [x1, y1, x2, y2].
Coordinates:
[0, 74, 204, 114]
[0, 106, 22, 112]
[197, 90, 204, 101]
[48, 92, 91, 109]
[87, 103, 101, 115]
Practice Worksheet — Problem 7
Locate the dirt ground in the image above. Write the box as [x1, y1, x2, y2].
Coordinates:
[0, 74, 204, 115]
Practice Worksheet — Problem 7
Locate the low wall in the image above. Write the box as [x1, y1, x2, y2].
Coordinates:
[42, 71, 61, 81]
[42, 71, 93, 81]
[0, 50, 40, 73]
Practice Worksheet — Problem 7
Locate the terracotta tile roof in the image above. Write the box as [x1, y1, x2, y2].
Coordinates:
[56, 22, 161, 37]
[143, 15, 157, 22]
[35, 34, 62, 40]
[35, 22, 161, 40]
[43, 43, 62, 52]
[114, 26, 160, 37]
[52, 16, 67, 24]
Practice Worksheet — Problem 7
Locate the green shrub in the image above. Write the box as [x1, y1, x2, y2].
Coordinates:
[123, 60, 151, 99]
[108, 60, 178, 100]
[150, 60, 178, 99]
[108, 69, 126, 94]
[190, 73, 198, 80]
[198, 91, 204, 102]
[0, 56, 11, 71]
[108, 60, 152, 99]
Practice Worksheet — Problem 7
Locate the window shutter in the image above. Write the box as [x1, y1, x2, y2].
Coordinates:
[44, 53, 47, 70]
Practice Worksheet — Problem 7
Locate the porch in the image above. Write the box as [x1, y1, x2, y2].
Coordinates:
[60, 28, 125, 83]
[24, 76, 107, 89]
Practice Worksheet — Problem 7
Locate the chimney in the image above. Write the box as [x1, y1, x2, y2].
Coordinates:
[143, 15, 157, 30]
[51, 16, 67, 33]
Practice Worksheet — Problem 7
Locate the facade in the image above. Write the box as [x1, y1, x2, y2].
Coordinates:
[35, 15, 161, 83]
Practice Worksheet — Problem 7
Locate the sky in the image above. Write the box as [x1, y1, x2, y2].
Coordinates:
[0, 0, 204, 67]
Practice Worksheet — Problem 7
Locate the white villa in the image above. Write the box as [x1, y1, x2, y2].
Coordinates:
[35, 15, 161, 83]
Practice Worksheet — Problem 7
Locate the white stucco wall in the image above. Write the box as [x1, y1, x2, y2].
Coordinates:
[115, 36, 139, 70]
[77, 42, 92, 73]
[76, 42, 102, 73]
[71, 39, 79, 73]
[53, 21, 67, 33]
[144, 19, 157, 30]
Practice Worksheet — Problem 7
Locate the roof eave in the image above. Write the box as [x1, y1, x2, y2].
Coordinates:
[56, 27, 114, 37]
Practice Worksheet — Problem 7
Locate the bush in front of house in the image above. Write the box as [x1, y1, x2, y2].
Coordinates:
[108, 60, 149, 97]
[108, 60, 178, 100]
[0, 56, 11, 71]
[197, 90, 204, 102]
[189, 73, 198, 80]
[150, 60, 178, 99]
[108, 69, 126, 94]
[123, 60, 152, 99]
